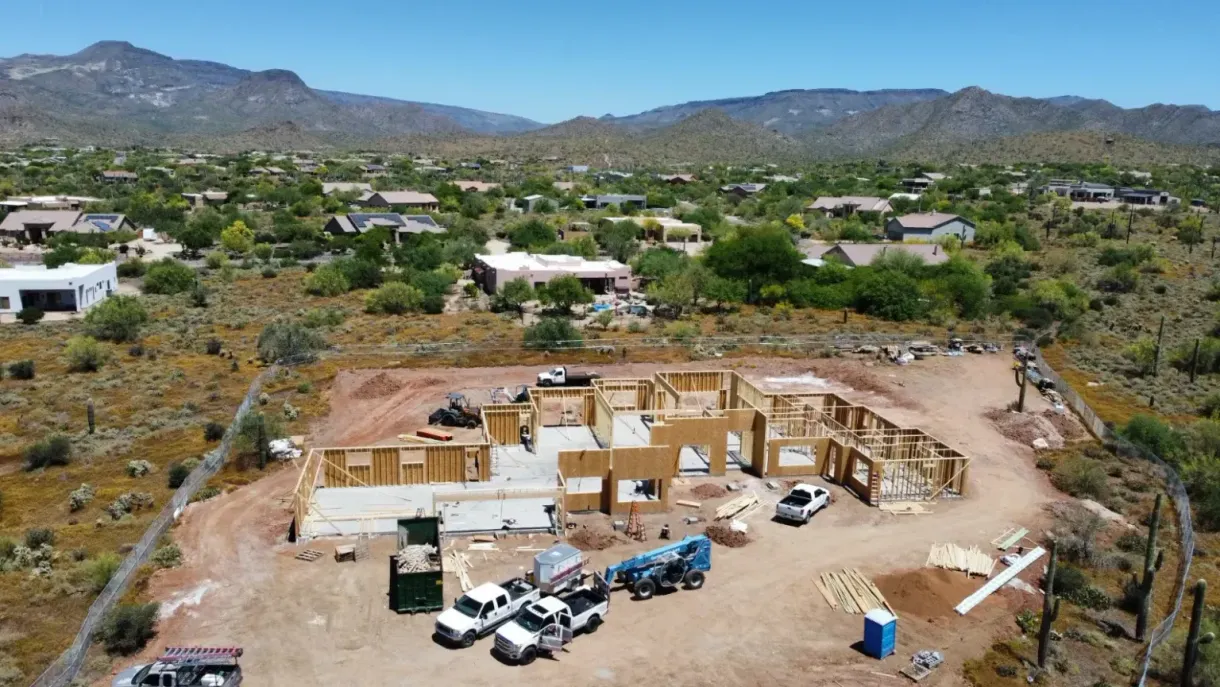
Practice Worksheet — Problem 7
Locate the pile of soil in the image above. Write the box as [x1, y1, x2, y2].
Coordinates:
[354, 372, 404, 400]
[567, 526, 620, 551]
[1041, 410, 1088, 442]
[984, 409, 1065, 449]
[873, 568, 985, 619]
[691, 483, 728, 500]
[705, 523, 750, 548]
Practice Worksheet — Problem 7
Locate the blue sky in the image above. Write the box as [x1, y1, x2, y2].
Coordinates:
[5, 0, 1218, 123]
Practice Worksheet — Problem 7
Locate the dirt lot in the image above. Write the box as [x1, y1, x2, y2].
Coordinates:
[116, 354, 1068, 687]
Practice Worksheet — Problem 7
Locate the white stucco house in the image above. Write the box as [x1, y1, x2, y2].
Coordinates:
[0, 262, 118, 316]
[885, 213, 976, 244]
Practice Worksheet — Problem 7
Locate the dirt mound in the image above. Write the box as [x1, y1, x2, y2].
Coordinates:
[353, 372, 404, 400]
[873, 568, 985, 619]
[691, 483, 728, 500]
[1041, 410, 1088, 442]
[567, 526, 620, 551]
[705, 523, 751, 548]
[984, 409, 1064, 449]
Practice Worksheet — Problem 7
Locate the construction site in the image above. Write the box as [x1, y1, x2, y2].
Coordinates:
[129, 354, 1088, 686]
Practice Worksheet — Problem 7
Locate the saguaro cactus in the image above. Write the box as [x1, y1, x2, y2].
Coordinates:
[1136, 493, 1165, 641]
[86, 398, 95, 435]
[1014, 363, 1029, 412]
[1038, 540, 1061, 668]
[1182, 579, 1214, 687]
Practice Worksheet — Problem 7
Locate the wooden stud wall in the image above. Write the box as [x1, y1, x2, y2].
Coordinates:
[482, 403, 534, 445]
[593, 390, 615, 447]
[293, 448, 323, 528]
[558, 448, 612, 478]
[765, 437, 831, 477]
[318, 443, 489, 487]
[733, 375, 769, 412]
[651, 415, 730, 475]
[654, 374, 681, 410]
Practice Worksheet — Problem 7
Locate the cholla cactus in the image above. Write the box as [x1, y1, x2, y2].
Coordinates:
[126, 460, 155, 478]
[68, 483, 95, 512]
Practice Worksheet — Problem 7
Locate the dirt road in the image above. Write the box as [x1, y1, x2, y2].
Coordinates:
[121, 354, 1064, 687]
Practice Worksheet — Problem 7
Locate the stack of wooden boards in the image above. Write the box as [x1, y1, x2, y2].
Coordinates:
[715, 492, 760, 520]
[815, 568, 895, 615]
[926, 543, 996, 577]
[448, 549, 474, 592]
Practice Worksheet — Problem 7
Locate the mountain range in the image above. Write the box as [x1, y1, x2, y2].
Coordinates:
[2, 41, 1220, 165]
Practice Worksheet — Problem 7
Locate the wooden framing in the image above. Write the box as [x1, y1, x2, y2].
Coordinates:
[482, 403, 534, 445]
[315, 443, 490, 487]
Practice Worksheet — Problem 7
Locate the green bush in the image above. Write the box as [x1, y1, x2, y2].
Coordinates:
[142, 259, 196, 295]
[203, 421, 225, 442]
[24, 435, 72, 470]
[256, 321, 326, 363]
[116, 259, 146, 278]
[1063, 585, 1112, 610]
[194, 486, 222, 502]
[84, 553, 122, 592]
[16, 307, 44, 325]
[24, 527, 55, 548]
[1051, 455, 1109, 499]
[365, 282, 424, 315]
[167, 463, 191, 489]
[96, 603, 159, 655]
[523, 318, 583, 350]
[1053, 564, 1088, 595]
[261, 267, 278, 279]
[65, 335, 109, 372]
[84, 295, 148, 342]
[302, 307, 346, 328]
[1116, 531, 1147, 553]
[204, 251, 228, 269]
[151, 543, 182, 569]
[1121, 415, 1183, 459]
[8, 360, 35, 380]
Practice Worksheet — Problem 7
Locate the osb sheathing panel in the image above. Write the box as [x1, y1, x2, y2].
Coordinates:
[723, 408, 758, 432]
[650, 416, 729, 475]
[320, 444, 487, 487]
[565, 491, 604, 513]
[558, 448, 612, 478]
[593, 391, 614, 447]
[733, 375, 769, 411]
[612, 446, 675, 479]
[765, 437, 830, 477]
[483, 404, 533, 445]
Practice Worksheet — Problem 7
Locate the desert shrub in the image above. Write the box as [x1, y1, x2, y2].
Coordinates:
[1096, 264, 1139, 293]
[96, 603, 159, 655]
[16, 307, 44, 325]
[203, 421, 225, 442]
[151, 543, 182, 569]
[1053, 565, 1088, 595]
[1121, 415, 1183, 460]
[68, 483, 95, 512]
[256, 320, 326, 363]
[204, 251, 228, 269]
[24, 527, 54, 549]
[282, 402, 299, 420]
[1051, 455, 1110, 499]
[194, 486, 222, 502]
[261, 266, 278, 279]
[8, 360, 35, 380]
[1116, 531, 1147, 553]
[296, 381, 313, 394]
[302, 307, 346, 328]
[364, 282, 424, 315]
[126, 460, 154, 478]
[1015, 608, 1039, 634]
[523, 318, 583, 350]
[167, 463, 191, 489]
[24, 435, 72, 470]
[105, 492, 154, 520]
[128, 343, 144, 357]
[116, 259, 146, 278]
[65, 335, 109, 372]
[1063, 584, 1112, 610]
[84, 553, 122, 592]
[84, 295, 148, 342]
[142, 259, 196, 295]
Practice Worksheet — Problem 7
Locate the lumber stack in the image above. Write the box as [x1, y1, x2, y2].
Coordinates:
[448, 550, 474, 591]
[715, 492, 759, 520]
[395, 544, 439, 573]
[816, 568, 894, 615]
[926, 543, 995, 577]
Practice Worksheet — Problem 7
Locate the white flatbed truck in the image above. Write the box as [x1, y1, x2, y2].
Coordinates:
[493, 573, 610, 665]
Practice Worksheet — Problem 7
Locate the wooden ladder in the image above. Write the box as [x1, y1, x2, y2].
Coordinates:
[625, 501, 646, 542]
[355, 518, 372, 561]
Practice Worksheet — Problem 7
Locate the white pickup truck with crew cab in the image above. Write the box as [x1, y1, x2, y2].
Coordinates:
[494, 573, 610, 665]
[434, 578, 541, 648]
[775, 484, 830, 524]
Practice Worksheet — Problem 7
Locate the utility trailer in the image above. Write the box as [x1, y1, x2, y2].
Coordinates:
[389, 517, 444, 613]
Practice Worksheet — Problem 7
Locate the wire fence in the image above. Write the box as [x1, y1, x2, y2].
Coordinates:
[30, 365, 279, 687]
[1031, 349, 1193, 686]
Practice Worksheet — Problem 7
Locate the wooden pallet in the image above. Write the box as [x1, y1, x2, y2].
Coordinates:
[900, 663, 935, 682]
[295, 549, 324, 562]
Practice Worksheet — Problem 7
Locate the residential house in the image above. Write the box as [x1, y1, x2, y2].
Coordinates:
[900, 177, 934, 193]
[99, 170, 138, 183]
[321, 182, 373, 197]
[181, 191, 228, 207]
[806, 196, 892, 217]
[920, 172, 948, 182]
[364, 191, 440, 212]
[362, 163, 387, 175]
[594, 170, 631, 181]
[581, 194, 646, 210]
[1039, 180, 1115, 201]
[0, 210, 135, 244]
[885, 213, 975, 244]
[1, 195, 100, 211]
[451, 180, 501, 193]
[0, 262, 119, 315]
[553, 182, 577, 192]
[815, 242, 951, 268]
[249, 166, 286, 177]
[601, 216, 703, 242]
[324, 213, 444, 244]
[520, 195, 552, 213]
[767, 174, 801, 183]
[658, 174, 694, 185]
[720, 183, 766, 196]
[471, 253, 630, 295]
[1117, 188, 1179, 206]
[567, 165, 590, 173]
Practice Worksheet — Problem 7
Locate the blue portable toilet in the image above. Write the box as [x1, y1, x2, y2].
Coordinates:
[863, 608, 897, 659]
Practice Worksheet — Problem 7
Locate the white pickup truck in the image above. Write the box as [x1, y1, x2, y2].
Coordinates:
[494, 573, 610, 665]
[775, 484, 830, 524]
[434, 578, 541, 648]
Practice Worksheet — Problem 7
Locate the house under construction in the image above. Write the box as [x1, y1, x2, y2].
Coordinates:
[292, 369, 970, 540]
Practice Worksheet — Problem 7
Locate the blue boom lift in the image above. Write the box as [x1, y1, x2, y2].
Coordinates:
[603, 534, 712, 600]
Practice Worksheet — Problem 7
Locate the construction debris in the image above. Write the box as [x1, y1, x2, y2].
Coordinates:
[715, 492, 759, 520]
[926, 543, 996, 577]
[818, 568, 894, 615]
[294, 549, 323, 562]
[448, 550, 473, 592]
[900, 650, 944, 682]
[879, 502, 932, 515]
[691, 483, 728, 500]
[675, 499, 702, 508]
[991, 527, 1029, 550]
[396, 543, 440, 573]
[467, 543, 498, 552]
[955, 546, 1045, 615]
